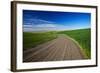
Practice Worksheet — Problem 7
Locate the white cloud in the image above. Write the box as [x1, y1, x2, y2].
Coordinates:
[24, 18, 54, 25]
[23, 18, 75, 32]
[23, 25, 32, 28]
[23, 23, 57, 32]
[34, 24, 56, 28]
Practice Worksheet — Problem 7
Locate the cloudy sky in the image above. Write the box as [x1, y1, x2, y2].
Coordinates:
[23, 10, 91, 32]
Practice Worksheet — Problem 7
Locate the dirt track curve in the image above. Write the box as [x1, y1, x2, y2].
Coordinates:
[23, 34, 85, 62]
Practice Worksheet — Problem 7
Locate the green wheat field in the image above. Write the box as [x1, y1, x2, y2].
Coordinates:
[23, 28, 91, 58]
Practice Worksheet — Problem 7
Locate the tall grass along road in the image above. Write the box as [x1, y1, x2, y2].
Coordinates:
[23, 34, 86, 62]
[58, 29, 91, 58]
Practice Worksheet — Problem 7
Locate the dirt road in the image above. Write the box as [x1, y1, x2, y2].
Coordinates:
[23, 34, 85, 62]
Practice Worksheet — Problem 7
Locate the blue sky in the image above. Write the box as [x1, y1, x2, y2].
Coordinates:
[23, 10, 91, 32]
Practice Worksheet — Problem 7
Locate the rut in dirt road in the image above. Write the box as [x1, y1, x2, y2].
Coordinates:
[23, 34, 86, 62]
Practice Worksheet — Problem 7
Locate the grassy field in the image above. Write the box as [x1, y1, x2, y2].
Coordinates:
[23, 31, 57, 50]
[58, 28, 91, 58]
[23, 28, 91, 58]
